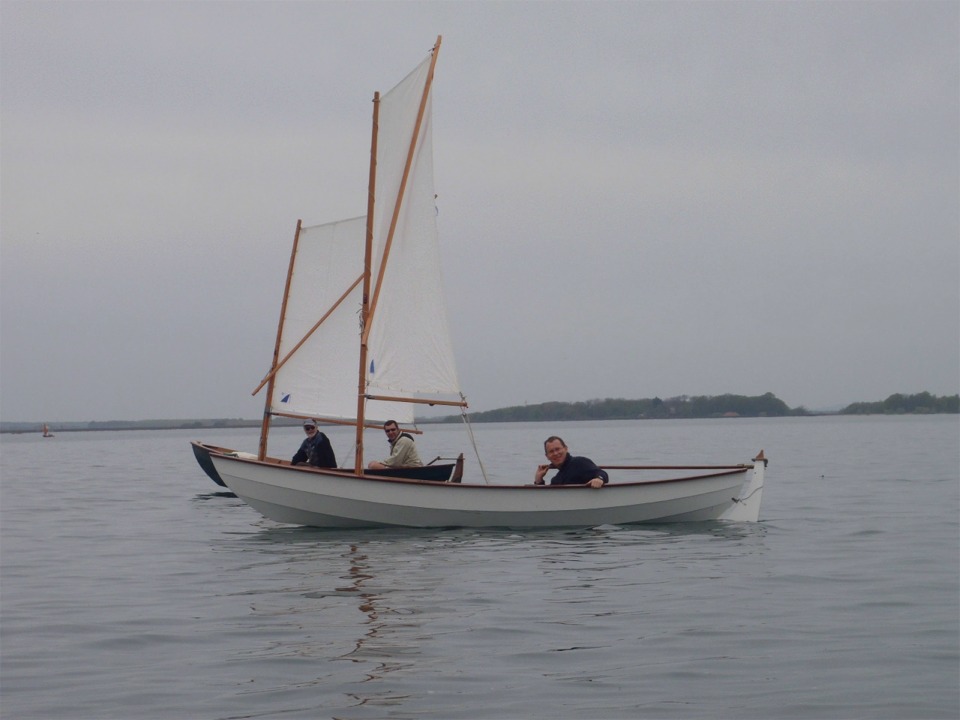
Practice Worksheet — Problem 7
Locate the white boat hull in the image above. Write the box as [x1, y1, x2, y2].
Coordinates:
[210, 452, 766, 528]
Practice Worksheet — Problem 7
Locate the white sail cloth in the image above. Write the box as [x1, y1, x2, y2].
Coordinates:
[367, 53, 461, 401]
[268, 50, 461, 425]
[269, 217, 413, 423]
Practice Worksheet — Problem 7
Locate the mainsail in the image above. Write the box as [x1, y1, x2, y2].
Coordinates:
[259, 39, 462, 437]
[366, 51, 461, 402]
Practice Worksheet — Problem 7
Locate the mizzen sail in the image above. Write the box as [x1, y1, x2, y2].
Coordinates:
[267, 216, 414, 424]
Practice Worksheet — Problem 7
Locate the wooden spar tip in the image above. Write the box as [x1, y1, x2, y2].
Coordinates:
[753, 450, 767, 465]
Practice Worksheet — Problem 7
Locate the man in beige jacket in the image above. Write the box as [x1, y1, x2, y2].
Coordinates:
[367, 420, 423, 469]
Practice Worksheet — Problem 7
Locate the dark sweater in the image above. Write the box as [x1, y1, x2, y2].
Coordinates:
[550, 455, 609, 485]
[292, 432, 337, 468]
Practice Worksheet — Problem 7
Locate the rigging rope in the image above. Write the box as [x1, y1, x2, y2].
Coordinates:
[459, 397, 490, 484]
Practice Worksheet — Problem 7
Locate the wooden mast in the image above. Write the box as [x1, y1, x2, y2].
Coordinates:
[354, 35, 443, 475]
[355, 35, 443, 474]
[258, 219, 302, 460]
[354, 90, 381, 474]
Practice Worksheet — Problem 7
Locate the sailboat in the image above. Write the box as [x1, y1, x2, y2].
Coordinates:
[195, 36, 768, 528]
[42, 423, 54, 438]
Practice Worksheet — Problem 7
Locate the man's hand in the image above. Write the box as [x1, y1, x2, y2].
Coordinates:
[534, 464, 550, 485]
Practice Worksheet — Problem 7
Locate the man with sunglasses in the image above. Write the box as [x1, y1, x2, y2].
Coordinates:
[367, 420, 422, 470]
[291, 419, 338, 468]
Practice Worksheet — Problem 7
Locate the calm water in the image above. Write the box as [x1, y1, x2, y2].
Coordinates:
[1, 416, 957, 719]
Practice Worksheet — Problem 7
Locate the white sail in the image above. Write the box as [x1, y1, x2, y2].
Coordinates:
[366, 53, 462, 401]
[264, 44, 461, 430]
[269, 217, 413, 423]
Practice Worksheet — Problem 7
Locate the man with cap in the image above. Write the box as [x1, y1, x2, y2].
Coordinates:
[292, 419, 338, 468]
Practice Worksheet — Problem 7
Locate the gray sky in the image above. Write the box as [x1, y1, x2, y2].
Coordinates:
[2, 0, 957, 423]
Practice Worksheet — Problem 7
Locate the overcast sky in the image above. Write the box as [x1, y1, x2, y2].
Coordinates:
[2, 0, 957, 423]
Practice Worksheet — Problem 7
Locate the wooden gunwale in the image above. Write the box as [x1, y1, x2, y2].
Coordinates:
[210, 448, 751, 488]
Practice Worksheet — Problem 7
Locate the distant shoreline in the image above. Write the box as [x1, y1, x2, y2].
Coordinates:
[3, 391, 956, 434]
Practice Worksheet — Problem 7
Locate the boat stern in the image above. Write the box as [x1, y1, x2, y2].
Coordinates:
[718, 450, 767, 522]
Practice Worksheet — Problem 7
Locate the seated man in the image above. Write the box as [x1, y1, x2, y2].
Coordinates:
[367, 420, 422, 469]
[534, 436, 608, 488]
[292, 419, 338, 468]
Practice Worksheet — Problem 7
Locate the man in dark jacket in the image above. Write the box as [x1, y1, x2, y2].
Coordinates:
[533, 436, 608, 488]
[292, 419, 338, 468]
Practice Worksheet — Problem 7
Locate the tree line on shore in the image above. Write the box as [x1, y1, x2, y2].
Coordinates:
[433, 391, 959, 423]
[838, 392, 958, 415]
[2, 392, 956, 433]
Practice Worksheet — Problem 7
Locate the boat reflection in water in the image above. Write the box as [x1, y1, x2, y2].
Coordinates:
[332, 543, 426, 708]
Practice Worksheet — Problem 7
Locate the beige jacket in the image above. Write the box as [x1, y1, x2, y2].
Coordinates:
[379, 434, 422, 468]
